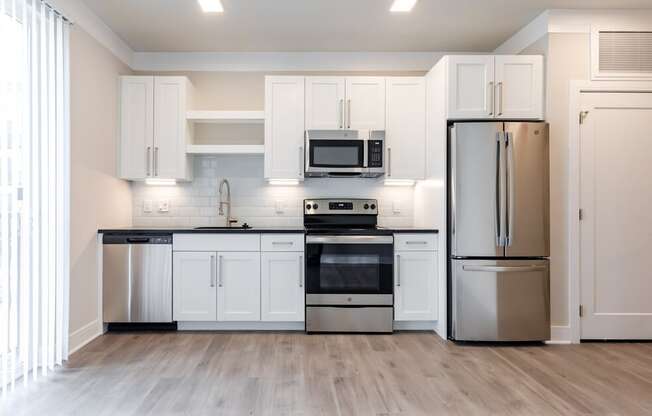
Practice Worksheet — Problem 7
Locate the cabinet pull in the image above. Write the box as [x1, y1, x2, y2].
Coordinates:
[347, 99, 351, 129]
[339, 99, 344, 129]
[497, 82, 503, 116]
[488, 81, 494, 116]
[146, 146, 151, 176]
[299, 146, 304, 177]
[154, 147, 159, 176]
[299, 255, 304, 287]
[396, 254, 401, 287]
[272, 241, 293, 245]
[405, 241, 428, 245]
[387, 147, 392, 177]
[210, 254, 216, 288]
[217, 255, 223, 287]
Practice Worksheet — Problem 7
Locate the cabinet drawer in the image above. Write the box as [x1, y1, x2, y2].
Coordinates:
[394, 234, 438, 251]
[173, 234, 260, 252]
[261, 234, 304, 252]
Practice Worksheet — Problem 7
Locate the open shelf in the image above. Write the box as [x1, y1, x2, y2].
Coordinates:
[186, 111, 265, 124]
[186, 144, 264, 155]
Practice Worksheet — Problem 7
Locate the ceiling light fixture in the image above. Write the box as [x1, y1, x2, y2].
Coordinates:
[198, 0, 223, 13]
[390, 0, 418, 12]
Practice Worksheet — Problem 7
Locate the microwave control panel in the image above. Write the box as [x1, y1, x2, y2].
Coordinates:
[367, 140, 383, 168]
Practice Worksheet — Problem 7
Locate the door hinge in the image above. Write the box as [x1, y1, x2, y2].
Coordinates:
[579, 111, 589, 125]
[579, 209, 583, 220]
[579, 304, 584, 317]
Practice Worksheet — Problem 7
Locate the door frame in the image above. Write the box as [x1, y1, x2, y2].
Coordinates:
[568, 80, 652, 343]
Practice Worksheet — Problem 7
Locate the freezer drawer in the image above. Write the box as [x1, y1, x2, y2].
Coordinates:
[451, 259, 550, 341]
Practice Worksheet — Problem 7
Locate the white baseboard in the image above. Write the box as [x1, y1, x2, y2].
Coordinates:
[177, 321, 305, 331]
[546, 325, 572, 344]
[393, 321, 438, 331]
[68, 319, 103, 355]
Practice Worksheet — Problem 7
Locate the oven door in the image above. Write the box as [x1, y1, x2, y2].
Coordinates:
[306, 138, 366, 175]
[305, 235, 393, 305]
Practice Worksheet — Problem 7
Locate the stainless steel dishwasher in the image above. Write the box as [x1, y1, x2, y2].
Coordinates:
[103, 234, 173, 324]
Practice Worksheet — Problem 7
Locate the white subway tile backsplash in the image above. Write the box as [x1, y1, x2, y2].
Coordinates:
[131, 155, 415, 228]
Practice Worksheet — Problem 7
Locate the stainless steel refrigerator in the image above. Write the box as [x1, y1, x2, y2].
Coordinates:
[448, 122, 550, 341]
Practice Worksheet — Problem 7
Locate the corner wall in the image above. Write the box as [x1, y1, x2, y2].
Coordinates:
[69, 25, 133, 353]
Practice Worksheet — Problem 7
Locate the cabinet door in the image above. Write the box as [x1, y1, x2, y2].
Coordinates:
[394, 251, 437, 321]
[305, 77, 345, 130]
[447, 56, 495, 119]
[217, 252, 261, 321]
[386, 77, 426, 180]
[154, 77, 189, 180]
[345, 77, 385, 130]
[264, 76, 305, 180]
[173, 252, 217, 321]
[261, 252, 305, 322]
[495, 55, 544, 120]
[119, 76, 154, 180]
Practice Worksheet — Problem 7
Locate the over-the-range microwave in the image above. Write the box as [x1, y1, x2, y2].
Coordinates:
[304, 129, 385, 178]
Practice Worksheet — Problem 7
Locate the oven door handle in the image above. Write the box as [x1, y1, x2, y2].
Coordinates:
[306, 235, 393, 245]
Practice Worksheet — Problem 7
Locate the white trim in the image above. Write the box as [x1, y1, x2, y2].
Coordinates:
[393, 321, 438, 332]
[568, 80, 652, 344]
[590, 26, 652, 81]
[186, 110, 264, 123]
[68, 319, 102, 355]
[186, 145, 264, 155]
[177, 321, 305, 331]
[547, 325, 572, 344]
[131, 52, 447, 72]
[47, 0, 134, 66]
[494, 11, 550, 54]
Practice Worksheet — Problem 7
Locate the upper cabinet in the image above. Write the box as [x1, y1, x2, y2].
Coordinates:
[264, 76, 305, 180]
[445, 55, 544, 120]
[119, 76, 193, 181]
[385, 77, 426, 180]
[305, 76, 385, 131]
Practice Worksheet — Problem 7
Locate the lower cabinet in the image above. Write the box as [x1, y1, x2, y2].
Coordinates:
[217, 252, 261, 321]
[261, 252, 305, 322]
[173, 251, 217, 321]
[394, 249, 438, 321]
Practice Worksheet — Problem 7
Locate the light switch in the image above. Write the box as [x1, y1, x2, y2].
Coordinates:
[143, 200, 153, 213]
[392, 200, 402, 214]
[159, 199, 170, 213]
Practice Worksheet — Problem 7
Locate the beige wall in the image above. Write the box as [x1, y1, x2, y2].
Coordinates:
[69, 25, 133, 351]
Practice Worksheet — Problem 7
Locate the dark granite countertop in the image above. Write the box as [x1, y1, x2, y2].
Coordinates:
[98, 227, 438, 235]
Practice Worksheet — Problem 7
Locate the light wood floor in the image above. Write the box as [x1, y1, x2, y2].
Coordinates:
[2, 332, 652, 415]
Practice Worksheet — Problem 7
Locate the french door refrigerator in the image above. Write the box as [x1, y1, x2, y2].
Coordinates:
[448, 122, 550, 341]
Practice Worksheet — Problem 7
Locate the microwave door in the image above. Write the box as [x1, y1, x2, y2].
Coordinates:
[450, 122, 506, 258]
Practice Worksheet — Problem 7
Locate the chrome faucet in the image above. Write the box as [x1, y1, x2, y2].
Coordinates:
[218, 179, 238, 227]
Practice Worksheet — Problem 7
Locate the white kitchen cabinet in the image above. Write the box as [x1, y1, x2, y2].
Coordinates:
[119, 76, 192, 181]
[264, 76, 305, 180]
[173, 252, 217, 321]
[385, 77, 426, 180]
[305, 77, 345, 130]
[217, 252, 261, 321]
[494, 55, 544, 120]
[345, 77, 385, 130]
[445, 55, 543, 120]
[261, 252, 304, 322]
[394, 235, 438, 321]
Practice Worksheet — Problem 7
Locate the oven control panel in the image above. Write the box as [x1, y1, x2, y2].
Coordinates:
[304, 199, 378, 215]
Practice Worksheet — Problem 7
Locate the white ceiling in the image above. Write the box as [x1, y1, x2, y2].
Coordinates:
[82, 0, 652, 53]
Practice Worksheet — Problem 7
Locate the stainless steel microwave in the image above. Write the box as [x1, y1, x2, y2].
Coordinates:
[304, 130, 385, 178]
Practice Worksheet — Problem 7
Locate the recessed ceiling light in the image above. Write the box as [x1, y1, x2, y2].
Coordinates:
[390, 0, 418, 12]
[198, 0, 223, 13]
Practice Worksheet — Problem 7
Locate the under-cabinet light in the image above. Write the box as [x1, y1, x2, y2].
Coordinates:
[145, 178, 177, 186]
[268, 179, 301, 186]
[390, 0, 418, 12]
[198, 0, 223, 13]
[384, 179, 416, 186]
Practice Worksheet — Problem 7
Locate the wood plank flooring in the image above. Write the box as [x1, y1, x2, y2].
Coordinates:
[2, 332, 652, 415]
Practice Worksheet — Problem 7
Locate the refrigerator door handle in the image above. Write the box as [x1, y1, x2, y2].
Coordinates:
[495, 132, 505, 247]
[462, 265, 546, 273]
[506, 131, 515, 246]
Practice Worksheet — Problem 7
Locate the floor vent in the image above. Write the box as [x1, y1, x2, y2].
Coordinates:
[598, 31, 652, 74]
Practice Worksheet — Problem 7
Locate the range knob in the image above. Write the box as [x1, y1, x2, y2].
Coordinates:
[363, 203, 370, 210]
[306, 204, 312, 210]
[313, 203, 319, 210]
[370, 204, 376, 210]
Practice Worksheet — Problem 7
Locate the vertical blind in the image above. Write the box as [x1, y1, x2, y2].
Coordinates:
[0, 0, 70, 392]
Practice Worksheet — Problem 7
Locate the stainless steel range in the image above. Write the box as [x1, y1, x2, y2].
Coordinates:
[304, 199, 393, 333]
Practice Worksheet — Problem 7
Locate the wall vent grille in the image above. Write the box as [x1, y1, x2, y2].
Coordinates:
[599, 31, 652, 73]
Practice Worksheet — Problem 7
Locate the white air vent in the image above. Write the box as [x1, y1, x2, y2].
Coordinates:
[598, 31, 652, 74]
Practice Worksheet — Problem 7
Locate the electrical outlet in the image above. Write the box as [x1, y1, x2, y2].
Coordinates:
[143, 200, 153, 213]
[392, 200, 402, 214]
[275, 200, 285, 214]
[158, 199, 170, 213]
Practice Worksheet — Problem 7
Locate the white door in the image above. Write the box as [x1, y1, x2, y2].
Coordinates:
[394, 251, 437, 321]
[173, 252, 217, 321]
[261, 252, 304, 322]
[264, 76, 305, 180]
[385, 77, 426, 180]
[305, 77, 345, 130]
[447, 55, 495, 119]
[495, 55, 543, 120]
[119, 76, 153, 180]
[154, 77, 188, 179]
[345, 77, 385, 130]
[580, 92, 652, 339]
[217, 252, 261, 321]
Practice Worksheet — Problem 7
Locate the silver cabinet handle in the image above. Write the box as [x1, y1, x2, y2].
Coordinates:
[217, 255, 223, 287]
[347, 99, 351, 129]
[299, 255, 303, 287]
[272, 241, 293, 246]
[146, 146, 151, 176]
[463, 265, 546, 273]
[395, 254, 401, 287]
[210, 254, 216, 287]
[299, 146, 304, 177]
[506, 132, 515, 246]
[154, 147, 159, 176]
[497, 82, 503, 116]
[339, 99, 344, 129]
[405, 241, 428, 245]
[387, 147, 392, 177]
[488, 81, 494, 116]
